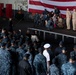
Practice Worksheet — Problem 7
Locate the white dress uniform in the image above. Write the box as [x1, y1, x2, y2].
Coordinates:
[43, 43, 50, 73]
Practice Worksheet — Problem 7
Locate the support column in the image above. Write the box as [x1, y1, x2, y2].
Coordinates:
[55, 34, 57, 39]
[74, 38, 76, 43]
[62, 36, 64, 42]
[44, 32, 45, 40]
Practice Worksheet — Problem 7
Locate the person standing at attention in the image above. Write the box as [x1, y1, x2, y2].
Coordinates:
[72, 9, 76, 31]
[66, 8, 71, 30]
[43, 43, 50, 74]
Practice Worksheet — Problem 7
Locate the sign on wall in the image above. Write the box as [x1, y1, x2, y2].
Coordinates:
[14, 0, 28, 11]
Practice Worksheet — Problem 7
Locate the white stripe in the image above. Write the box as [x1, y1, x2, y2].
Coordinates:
[29, 4, 73, 15]
[30, 0, 40, 1]
[30, 0, 76, 7]
[27, 0, 29, 11]
[41, 0, 76, 6]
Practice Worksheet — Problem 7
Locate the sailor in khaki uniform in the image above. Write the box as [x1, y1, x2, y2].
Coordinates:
[66, 8, 71, 30]
[72, 9, 76, 31]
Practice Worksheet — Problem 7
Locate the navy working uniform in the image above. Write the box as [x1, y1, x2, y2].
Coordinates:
[70, 51, 76, 61]
[46, 18, 54, 30]
[34, 13, 40, 26]
[70, 45, 76, 60]
[55, 41, 64, 56]
[2, 35, 9, 44]
[26, 51, 33, 68]
[56, 53, 67, 68]
[49, 58, 60, 75]
[10, 44, 18, 75]
[33, 49, 47, 75]
[49, 64, 60, 75]
[16, 46, 25, 62]
[0, 44, 12, 75]
[16, 43, 25, 61]
[61, 61, 76, 75]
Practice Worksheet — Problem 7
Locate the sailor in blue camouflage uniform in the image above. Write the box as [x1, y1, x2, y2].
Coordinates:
[7, 43, 17, 75]
[46, 17, 54, 30]
[55, 47, 67, 69]
[70, 45, 76, 73]
[13, 31, 18, 40]
[22, 41, 30, 52]
[34, 13, 40, 26]
[2, 34, 9, 44]
[49, 58, 60, 75]
[10, 41, 17, 52]
[16, 42, 25, 62]
[61, 57, 76, 75]
[0, 37, 2, 47]
[0, 43, 12, 75]
[33, 48, 47, 75]
[25, 46, 34, 75]
[55, 41, 64, 56]
[0, 28, 6, 37]
[70, 45, 76, 61]
[26, 46, 33, 68]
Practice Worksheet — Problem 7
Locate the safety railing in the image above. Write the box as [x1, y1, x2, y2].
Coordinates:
[28, 28, 76, 43]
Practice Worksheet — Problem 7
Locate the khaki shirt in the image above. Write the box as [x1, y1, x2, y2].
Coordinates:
[66, 11, 71, 19]
[72, 11, 76, 19]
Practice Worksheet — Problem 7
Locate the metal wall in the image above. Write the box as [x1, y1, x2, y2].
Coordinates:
[0, 0, 28, 10]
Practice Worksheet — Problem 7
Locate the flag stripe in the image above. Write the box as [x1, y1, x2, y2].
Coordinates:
[30, 0, 76, 2]
[29, 9, 66, 18]
[30, 0, 76, 6]
[29, 9, 43, 14]
[29, 1, 76, 11]
[29, 4, 70, 15]
[28, 0, 76, 16]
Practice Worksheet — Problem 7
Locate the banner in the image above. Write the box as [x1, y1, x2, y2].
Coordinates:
[28, 0, 76, 16]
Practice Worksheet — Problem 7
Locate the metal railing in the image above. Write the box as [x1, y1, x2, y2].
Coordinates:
[28, 28, 76, 43]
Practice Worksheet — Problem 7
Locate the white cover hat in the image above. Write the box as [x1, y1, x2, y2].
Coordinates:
[44, 43, 50, 48]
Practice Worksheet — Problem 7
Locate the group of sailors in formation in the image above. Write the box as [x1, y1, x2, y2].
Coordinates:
[0, 28, 76, 75]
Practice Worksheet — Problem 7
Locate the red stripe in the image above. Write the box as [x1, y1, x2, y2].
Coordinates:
[29, 9, 43, 14]
[29, 1, 76, 11]
[29, 9, 66, 18]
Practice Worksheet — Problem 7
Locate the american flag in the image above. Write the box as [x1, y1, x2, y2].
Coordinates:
[28, 0, 76, 16]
